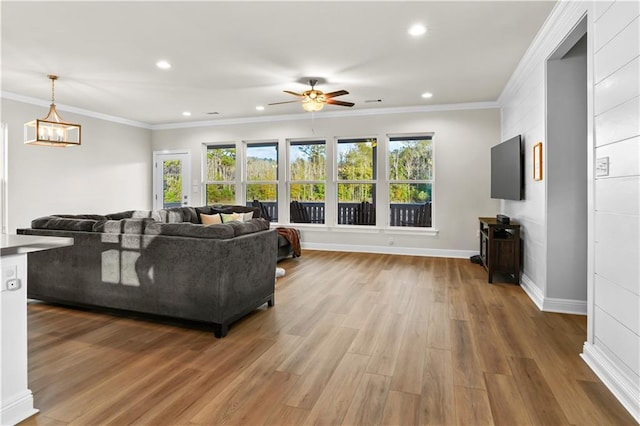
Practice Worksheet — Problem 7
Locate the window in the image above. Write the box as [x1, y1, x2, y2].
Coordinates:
[388, 135, 433, 227]
[337, 137, 377, 225]
[289, 140, 326, 224]
[205, 144, 236, 204]
[246, 141, 278, 221]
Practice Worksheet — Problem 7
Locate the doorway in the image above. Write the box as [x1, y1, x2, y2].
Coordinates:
[153, 151, 191, 210]
[545, 17, 588, 304]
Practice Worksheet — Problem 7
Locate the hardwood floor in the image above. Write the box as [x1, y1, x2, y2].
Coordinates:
[22, 250, 636, 425]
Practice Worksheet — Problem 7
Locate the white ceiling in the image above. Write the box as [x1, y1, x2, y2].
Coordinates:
[1, 1, 556, 126]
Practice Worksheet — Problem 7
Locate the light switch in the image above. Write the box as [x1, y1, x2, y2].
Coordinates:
[596, 157, 609, 177]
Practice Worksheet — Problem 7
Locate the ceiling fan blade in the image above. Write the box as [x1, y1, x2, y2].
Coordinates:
[268, 100, 300, 105]
[284, 90, 303, 97]
[324, 90, 349, 99]
[326, 99, 355, 107]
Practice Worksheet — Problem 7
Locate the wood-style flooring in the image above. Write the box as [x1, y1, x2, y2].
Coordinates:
[22, 250, 636, 425]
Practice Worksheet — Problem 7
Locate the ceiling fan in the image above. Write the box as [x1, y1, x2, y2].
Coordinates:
[269, 79, 354, 112]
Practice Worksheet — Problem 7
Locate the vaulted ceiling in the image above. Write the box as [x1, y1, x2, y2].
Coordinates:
[1, 1, 556, 126]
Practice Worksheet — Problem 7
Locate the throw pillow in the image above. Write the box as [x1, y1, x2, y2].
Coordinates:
[242, 211, 254, 221]
[200, 212, 222, 225]
[221, 212, 243, 223]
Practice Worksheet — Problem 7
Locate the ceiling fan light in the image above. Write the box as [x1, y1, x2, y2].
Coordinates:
[302, 99, 324, 112]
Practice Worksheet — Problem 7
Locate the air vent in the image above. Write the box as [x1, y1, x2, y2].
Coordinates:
[206, 112, 220, 115]
[364, 99, 383, 103]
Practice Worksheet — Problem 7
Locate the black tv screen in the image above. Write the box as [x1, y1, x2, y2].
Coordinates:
[491, 135, 523, 200]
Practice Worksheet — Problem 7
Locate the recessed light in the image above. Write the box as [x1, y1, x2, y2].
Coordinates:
[421, 92, 433, 99]
[156, 60, 172, 70]
[182, 111, 191, 117]
[256, 105, 265, 111]
[409, 24, 427, 37]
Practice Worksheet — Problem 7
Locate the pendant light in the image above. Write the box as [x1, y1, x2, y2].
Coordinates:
[24, 75, 81, 147]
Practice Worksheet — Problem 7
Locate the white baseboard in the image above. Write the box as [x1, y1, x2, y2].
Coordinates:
[301, 242, 476, 259]
[0, 390, 38, 425]
[581, 342, 640, 424]
[520, 273, 587, 315]
[520, 273, 544, 310]
[542, 297, 587, 315]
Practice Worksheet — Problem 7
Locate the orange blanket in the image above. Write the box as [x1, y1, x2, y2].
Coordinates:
[276, 227, 301, 258]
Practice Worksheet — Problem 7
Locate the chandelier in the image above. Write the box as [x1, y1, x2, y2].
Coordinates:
[24, 75, 81, 147]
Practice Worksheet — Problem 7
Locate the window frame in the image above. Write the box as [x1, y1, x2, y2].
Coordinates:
[335, 136, 378, 226]
[203, 142, 238, 205]
[243, 140, 279, 220]
[287, 138, 328, 224]
[387, 133, 435, 228]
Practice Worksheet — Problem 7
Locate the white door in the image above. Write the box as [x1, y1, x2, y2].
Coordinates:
[153, 152, 191, 210]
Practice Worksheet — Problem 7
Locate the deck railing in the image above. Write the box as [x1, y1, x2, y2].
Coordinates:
[247, 201, 431, 227]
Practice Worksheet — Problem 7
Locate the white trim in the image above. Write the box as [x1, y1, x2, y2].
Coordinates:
[0, 390, 38, 426]
[152, 150, 192, 210]
[1, 91, 151, 129]
[542, 297, 587, 315]
[1, 123, 7, 234]
[521, 273, 545, 310]
[301, 242, 473, 259]
[3, 92, 498, 132]
[521, 273, 587, 314]
[151, 102, 499, 130]
[498, 1, 588, 105]
[581, 343, 640, 424]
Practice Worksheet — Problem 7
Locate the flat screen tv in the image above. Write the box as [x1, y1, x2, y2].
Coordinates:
[491, 135, 523, 201]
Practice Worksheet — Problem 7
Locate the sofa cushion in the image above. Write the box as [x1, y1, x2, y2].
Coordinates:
[221, 212, 243, 223]
[106, 210, 134, 220]
[226, 218, 270, 236]
[31, 216, 97, 232]
[144, 222, 235, 239]
[56, 214, 108, 221]
[200, 213, 222, 225]
[93, 218, 155, 234]
[157, 207, 198, 224]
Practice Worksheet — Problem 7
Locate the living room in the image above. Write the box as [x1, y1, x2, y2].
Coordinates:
[1, 1, 639, 425]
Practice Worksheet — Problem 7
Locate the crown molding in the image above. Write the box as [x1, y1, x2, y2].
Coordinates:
[498, 0, 589, 106]
[150, 101, 499, 130]
[2, 90, 497, 131]
[1, 91, 152, 129]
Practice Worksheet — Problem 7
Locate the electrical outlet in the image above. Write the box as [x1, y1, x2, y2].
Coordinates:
[2, 265, 19, 291]
[6, 278, 21, 291]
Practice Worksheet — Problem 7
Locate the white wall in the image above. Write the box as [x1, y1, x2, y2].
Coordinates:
[586, 0, 640, 421]
[500, 0, 640, 421]
[152, 108, 501, 256]
[1, 99, 153, 231]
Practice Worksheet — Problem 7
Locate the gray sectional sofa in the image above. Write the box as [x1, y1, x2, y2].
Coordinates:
[17, 205, 278, 337]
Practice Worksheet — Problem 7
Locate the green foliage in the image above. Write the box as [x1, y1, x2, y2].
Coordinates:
[388, 139, 433, 203]
[207, 147, 236, 181]
[337, 140, 375, 202]
[290, 143, 326, 202]
[163, 160, 182, 203]
[290, 183, 325, 202]
[206, 184, 235, 204]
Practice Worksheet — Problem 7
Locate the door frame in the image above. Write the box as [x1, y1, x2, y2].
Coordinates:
[152, 150, 191, 210]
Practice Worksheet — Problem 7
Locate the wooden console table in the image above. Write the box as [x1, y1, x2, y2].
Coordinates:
[479, 217, 521, 284]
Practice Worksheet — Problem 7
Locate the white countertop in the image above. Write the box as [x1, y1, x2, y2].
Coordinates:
[1, 233, 74, 256]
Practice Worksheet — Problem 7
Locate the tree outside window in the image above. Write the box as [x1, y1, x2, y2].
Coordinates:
[337, 138, 377, 225]
[388, 135, 433, 227]
[289, 140, 326, 224]
[246, 142, 278, 221]
[206, 145, 236, 204]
